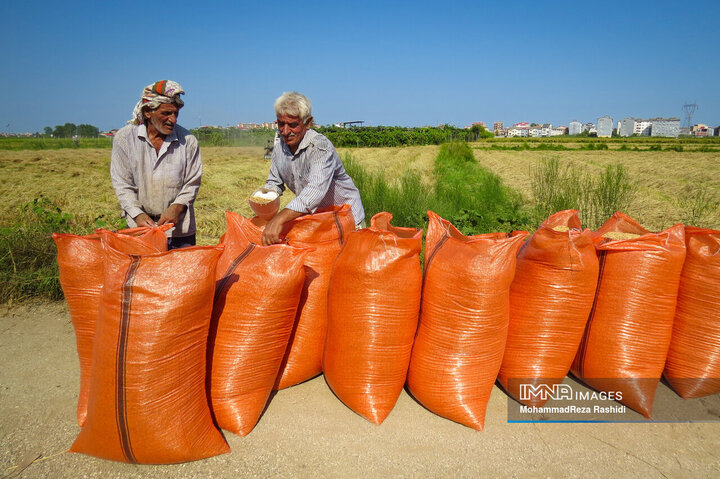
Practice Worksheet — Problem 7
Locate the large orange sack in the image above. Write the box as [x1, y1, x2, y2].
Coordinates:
[407, 212, 526, 431]
[209, 212, 308, 436]
[664, 226, 720, 398]
[53, 226, 170, 426]
[324, 212, 422, 424]
[499, 210, 599, 406]
[70, 241, 229, 464]
[572, 212, 686, 418]
[275, 205, 355, 389]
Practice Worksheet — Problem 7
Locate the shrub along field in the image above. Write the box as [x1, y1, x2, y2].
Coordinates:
[1, 140, 718, 303]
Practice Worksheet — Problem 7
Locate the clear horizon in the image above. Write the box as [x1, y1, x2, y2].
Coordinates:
[1, 1, 718, 134]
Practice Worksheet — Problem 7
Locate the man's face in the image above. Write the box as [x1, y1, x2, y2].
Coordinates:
[145, 103, 179, 136]
[277, 113, 311, 153]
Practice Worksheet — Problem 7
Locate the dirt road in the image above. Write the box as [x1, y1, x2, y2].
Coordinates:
[2, 302, 719, 478]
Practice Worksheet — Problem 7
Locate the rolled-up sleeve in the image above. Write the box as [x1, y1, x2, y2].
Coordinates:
[110, 133, 144, 220]
[286, 145, 334, 214]
[172, 136, 202, 207]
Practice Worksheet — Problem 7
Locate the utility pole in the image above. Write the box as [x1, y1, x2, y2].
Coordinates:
[682, 101, 698, 128]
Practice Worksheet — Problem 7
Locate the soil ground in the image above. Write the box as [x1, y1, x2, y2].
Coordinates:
[1, 302, 719, 478]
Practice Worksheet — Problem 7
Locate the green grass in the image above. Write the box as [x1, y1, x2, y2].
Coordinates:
[0, 198, 124, 304]
[530, 158, 636, 229]
[345, 141, 530, 235]
[0, 137, 113, 150]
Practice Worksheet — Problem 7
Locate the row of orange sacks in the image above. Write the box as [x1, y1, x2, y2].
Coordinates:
[53, 205, 720, 464]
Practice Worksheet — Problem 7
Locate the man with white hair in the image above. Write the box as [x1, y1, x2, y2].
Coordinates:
[110, 80, 202, 249]
[261, 91, 365, 245]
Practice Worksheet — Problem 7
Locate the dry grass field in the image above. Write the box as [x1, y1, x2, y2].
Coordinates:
[469, 147, 720, 231]
[1, 144, 718, 246]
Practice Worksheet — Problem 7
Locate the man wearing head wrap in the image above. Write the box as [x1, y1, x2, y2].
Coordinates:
[110, 80, 202, 249]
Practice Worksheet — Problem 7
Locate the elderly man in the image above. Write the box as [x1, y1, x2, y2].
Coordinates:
[110, 80, 202, 249]
[261, 91, 365, 245]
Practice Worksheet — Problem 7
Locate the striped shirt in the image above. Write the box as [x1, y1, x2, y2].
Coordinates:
[110, 123, 202, 237]
[264, 129, 365, 225]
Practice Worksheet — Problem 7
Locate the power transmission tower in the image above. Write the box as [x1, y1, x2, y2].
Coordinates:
[682, 101, 698, 128]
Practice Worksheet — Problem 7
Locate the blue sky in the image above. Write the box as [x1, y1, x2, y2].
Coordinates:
[1, 1, 718, 133]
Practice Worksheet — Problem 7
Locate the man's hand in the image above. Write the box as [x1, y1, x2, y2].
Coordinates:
[261, 208, 303, 246]
[158, 203, 186, 227]
[134, 212, 156, 228]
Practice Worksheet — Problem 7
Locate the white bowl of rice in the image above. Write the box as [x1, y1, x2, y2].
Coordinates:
[248, 189, 280, 220]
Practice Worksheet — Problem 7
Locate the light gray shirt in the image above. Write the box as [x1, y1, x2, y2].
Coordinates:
[264, 129, 365, 225]
[110, 123, 201, 237]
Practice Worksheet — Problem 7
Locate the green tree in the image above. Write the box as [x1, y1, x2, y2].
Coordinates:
[53, 123, 77, 138]
[77, 124, 99, 137]
[43, 126, 52, 137]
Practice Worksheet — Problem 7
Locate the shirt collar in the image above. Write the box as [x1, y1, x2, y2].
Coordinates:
[285, 129, 316, 157]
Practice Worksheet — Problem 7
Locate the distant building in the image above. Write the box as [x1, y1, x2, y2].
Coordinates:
[691, 124, 713, 137]
[618, 117, 635, 137]
[513, 122, 530, 128]
[633, 119, 651, 136]
[493, 121, 504, 132]
[583, 123, 597, 134]
[528, 125, 542, 137]
[650, 117, 680, 137]
[551, 126, 568, 136]
[506, 126, 528, 137]
[472, 121, 487, 129]
[569, 120, 583, 135]
[597, 116, 613, 137]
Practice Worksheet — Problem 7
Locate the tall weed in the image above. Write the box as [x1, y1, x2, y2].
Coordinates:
[343, 155, 431, 229]
[0, 198, 112, 304]
[674, 184, 717, 227]
[531, 158, 635, 229]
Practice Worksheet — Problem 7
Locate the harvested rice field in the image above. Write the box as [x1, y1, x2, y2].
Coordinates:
[1, 143, 718, 246]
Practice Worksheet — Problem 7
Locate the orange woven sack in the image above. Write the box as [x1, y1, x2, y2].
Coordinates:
[70, 241, 229, 464]
[664, 226, 720, 398]
[499, 210, 599, 407]
[571, 212, 686, 418]
[275, 204, 355, 389]
[209, 211, 309, 436]
[324, 212, 422, 424]
[407, 211, 527, 431]
[219, 214, 265, 245]
[52, 226, 170, 426]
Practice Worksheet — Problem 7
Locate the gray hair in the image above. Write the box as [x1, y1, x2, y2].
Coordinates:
[274, 92, 312, 121]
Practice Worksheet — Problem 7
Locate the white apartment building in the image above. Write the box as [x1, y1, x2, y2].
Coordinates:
[569, 120, 582, 135]
[650, 117, 681, 137]
[617, 117, 635, 137]
[597, 116, 613, 137]
[633, 119, 651, 136]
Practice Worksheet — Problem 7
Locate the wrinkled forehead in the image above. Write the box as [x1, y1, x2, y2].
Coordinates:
[147, 103, 181, 113]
